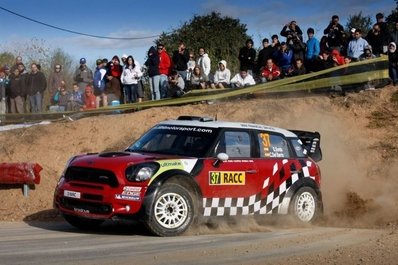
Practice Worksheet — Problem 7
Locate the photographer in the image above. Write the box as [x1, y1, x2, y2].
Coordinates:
[323, 15, 345, 52]
[280, 21, 303, 41]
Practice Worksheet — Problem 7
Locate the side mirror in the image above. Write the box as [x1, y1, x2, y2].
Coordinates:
[213, 153, 229, 167]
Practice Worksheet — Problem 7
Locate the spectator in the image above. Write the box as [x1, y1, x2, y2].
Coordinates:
[93, 59, 107, 108]
[168, 70, 185, 97]
[280, 20, 303, 41]
[106, 55, 123, 102]
[121, 55, 143, 103]
[190, 66, 207, 89]
[238, 39, 256, 75]
[261, 58, 281, 82]
[26, 63, 46, 113]
[366, 24, 383, 56]
[50, 84, 69, 112]
[319, 35, 329, 54]
[121, 54, 128, 67]
[347, 29, 369, 61]
[0, 69, 7, 114]
[186, 52, 196, 87]
[375, 13, 389, 53]
[157, 43, 172, 99]
[48, 64, 65, 103]
[271, 34, 281, 54]
[10, 56, 23, 73]
[172, 41, 190, 82]
[331, 49, 345, 66]
[74, 58, 93, 93]
[16, 63, 29, 112]
[388, 42, 398, 86]
[256, 38, 274, 75]
[313, 51, 334, 71]
[145, 46, 161, 100]
[305, 27, 320, 71]
[52, 80, 66, 105]
[290, 32, 306, 63]
[390, 22, 398, 46]
[287, 58, 306, 77]
[211, 60, 231, 89]
[197, 47, 211, 83]
[82, 85, 97, 110]
[230, 68, 256, 88]
[359, 46, 376, 61]
[323, 15, 345, 52]
[274, 42, 293, 77]
[67, 83, 83, 111]
[8, 68, 25, 114]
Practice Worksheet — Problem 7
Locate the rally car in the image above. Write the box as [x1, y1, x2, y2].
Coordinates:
[54, 116, 323, 236]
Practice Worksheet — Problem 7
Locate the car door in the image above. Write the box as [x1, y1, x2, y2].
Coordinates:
[197, 129, 261, 216]
[255, 131, 298, 214]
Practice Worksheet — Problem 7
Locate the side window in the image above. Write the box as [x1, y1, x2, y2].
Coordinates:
[258, 133, 290, 158]
[290, 139, 307, 158]
[215, 131, 251, 158]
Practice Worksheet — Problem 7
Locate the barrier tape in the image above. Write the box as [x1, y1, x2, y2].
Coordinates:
[0, 56, 389, 125]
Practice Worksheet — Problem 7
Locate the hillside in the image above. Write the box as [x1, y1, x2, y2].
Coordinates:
[0, 87, 397, 228]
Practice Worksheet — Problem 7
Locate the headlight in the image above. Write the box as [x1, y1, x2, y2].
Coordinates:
[125, 163, 159, 182]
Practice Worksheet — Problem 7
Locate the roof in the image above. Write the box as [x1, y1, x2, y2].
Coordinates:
[158, 119, 297, 137]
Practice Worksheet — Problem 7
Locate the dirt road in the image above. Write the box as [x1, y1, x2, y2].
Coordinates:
[0, 221, 397, 265]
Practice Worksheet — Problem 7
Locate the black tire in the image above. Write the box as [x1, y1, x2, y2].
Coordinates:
[63, 214, 104, 230]
[144, 183, 195, 237]
[290, 187, 322, 223]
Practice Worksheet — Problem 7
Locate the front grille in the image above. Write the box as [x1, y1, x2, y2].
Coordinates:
[60, 197, 112, 215]
[82, 194, 103, 201]
[65, 167, 119, 188]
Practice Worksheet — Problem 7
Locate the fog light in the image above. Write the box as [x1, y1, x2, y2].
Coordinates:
[125, 205, 130, 212]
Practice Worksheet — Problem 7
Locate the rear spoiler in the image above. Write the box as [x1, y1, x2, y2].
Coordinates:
[290, 130, 322, 162]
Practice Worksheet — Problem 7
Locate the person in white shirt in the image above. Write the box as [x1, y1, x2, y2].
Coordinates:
[211, 60, 231, 89]
[197, 47, 211, 81]
[230, 68, 256, 88]
[121, 56, 143, 103]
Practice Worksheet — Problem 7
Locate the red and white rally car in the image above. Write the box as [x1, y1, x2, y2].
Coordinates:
[54, 116, 323, 236]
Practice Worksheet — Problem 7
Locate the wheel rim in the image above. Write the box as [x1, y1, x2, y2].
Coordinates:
[295, 191, 316, 222]
[154, 192, 188, 229]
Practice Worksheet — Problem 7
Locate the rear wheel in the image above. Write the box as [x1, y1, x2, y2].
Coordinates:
[63, 214, 104, 230]
[290, 187, 321, 223]
[144, 183, 195, 236]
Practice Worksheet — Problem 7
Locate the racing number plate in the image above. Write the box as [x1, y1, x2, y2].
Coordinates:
[64, 190, 81, 199]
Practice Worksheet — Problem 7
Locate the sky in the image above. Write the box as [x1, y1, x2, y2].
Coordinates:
[0, 0, 395, 69]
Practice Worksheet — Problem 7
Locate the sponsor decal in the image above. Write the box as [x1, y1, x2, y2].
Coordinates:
[209, 171, 245, 185]
[123, 186, 141, 192]
[160, 161, 182, 167]
[115, 194, 141, 201]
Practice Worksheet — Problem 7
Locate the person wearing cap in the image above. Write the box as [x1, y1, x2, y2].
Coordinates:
[26, 63, 47, 113]
[256, 38, 274, 75]
[93, 59, 107, 107]
[74, 57, 93, 93]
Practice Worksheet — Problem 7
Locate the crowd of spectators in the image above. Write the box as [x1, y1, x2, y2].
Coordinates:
[0, 12, 395, 114]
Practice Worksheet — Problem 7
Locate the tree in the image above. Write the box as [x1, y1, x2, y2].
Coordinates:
[0, 52, 15, 68]
[386, 0, 398, 31]
[155, 12, 251, 74]
[346, 11, 373, 37]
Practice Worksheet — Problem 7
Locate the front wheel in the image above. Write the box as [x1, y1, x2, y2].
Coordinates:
[290, 187, 322, 223]
[144, 183, 195, 236]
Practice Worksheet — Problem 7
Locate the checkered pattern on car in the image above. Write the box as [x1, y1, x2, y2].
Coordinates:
[203, 159, 313, 216]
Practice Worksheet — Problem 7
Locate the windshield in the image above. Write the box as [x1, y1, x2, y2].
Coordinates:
[126, 125, 218, 157]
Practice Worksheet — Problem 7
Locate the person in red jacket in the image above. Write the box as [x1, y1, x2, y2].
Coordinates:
[261, 58, 281, 82]
[82, 85, 97, 110]
[331, 49, 345, 66]
[157, 43, 172, 98]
